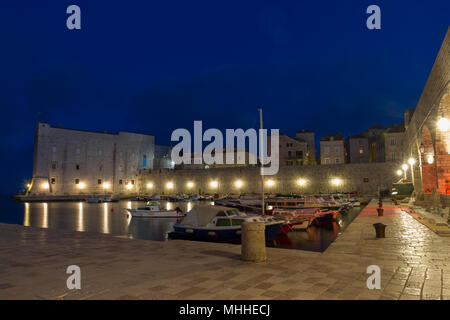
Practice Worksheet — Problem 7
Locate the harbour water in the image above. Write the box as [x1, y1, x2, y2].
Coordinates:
[0, 197, 363, 252]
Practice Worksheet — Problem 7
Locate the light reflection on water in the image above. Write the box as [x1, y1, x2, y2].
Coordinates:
[3, 200, 363, 252]
[14, 200, 192, 241]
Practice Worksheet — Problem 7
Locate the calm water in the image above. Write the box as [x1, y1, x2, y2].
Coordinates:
[0, 197, 363, 252]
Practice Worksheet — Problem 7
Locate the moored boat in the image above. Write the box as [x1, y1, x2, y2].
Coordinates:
[171, 205, 284, 242]
[127, 201, 184, 218]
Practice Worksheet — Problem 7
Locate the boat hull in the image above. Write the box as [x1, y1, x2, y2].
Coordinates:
[171, 222, 283, 241]
[127, 209, 182, 218]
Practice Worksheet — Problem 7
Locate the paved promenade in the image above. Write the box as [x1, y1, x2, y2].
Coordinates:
[1, 199, 450, 300]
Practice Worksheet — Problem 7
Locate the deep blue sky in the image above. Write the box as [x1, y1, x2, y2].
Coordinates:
[1, 1, 449, 195]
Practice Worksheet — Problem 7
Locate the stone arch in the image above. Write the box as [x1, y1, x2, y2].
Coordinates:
[420, 125, 436, 193]
[435, 92, 450, 194]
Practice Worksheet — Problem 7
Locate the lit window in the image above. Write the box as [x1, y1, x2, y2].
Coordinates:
[98, 150, 102, 156]
[359, 149, 364, 154]
[76, 148, 81, 154]
[52, 147, 57, 153]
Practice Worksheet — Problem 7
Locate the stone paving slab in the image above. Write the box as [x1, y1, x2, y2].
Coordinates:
[1, 199, 450, 299]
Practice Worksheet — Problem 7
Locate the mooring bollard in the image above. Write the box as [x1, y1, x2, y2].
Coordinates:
[241, 222, 266, 263]
[373, 223, 387, 238]
[377, 207, 384, 216]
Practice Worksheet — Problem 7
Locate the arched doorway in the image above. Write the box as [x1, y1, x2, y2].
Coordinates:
[420, 125, 436, 193]
[435, 93, 450, 194]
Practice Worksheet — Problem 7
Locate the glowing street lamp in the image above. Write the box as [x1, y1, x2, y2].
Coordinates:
[297, 179, 307, 186]
[125, 183, 133, 190]
[102, 182, 110, 189]
[77, 182, 86, 189]
[331, 178, 342, 186]
[438, 117, 450, 131]
[210, 180, 218, 189]
[166, 182, 174, 189]
[234, 180, 243, 189]
[41, 182, 49, 190]
[396, 169, 403, 176]
[427, 154, 434, 164]
[147, 182, 153, 189]
[186, 181, 194, 189]
[266, 179, 275, 187]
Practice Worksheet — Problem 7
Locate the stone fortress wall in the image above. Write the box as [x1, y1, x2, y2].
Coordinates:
[28, 122, 155, 196]
[137, 162, 401, 196]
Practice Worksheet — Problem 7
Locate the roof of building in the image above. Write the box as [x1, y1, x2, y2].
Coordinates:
[368, 124, 386, 130]
[350, 134, 367, 139]
[38, 122, 155, 137]
[386, 123, 405, 133]
[280, 133, 307, 144]
[321, 133, 344, 141]
[296, 129, 314, 133]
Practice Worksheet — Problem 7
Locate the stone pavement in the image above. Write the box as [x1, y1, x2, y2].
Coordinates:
[1, 199, 450, 300]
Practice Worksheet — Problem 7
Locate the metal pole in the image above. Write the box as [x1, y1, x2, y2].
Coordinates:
[259, 108, 265, 216]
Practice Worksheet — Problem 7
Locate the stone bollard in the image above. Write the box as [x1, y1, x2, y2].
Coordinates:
[373, 223, 387, 238]
[241, 222, 266, 263]
[377, 208, 384, 216]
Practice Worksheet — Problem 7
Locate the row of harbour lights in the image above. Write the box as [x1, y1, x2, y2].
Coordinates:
[145, 178, 344, 190]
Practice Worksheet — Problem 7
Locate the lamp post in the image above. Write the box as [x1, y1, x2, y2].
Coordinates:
[408, 158, 416, 187]
[401, 164, 408, 181]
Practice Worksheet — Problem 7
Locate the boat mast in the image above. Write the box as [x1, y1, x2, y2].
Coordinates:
[258, 108, 265, 216]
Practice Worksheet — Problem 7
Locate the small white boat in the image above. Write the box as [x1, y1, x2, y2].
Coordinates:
[127, 201, 184, 218]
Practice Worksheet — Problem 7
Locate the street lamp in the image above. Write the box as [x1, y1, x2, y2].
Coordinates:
[401, 164, 408, 181]
[408, 157, 415, 186]
[438, 117, 450, 131]
[396, 169, 403, 176]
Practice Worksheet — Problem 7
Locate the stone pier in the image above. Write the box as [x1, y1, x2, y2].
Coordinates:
[1, 199, 450, 299]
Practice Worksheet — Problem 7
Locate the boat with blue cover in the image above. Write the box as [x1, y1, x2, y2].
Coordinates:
[171, 205, 284, 242]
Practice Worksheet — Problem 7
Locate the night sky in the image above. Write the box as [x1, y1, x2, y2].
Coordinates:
[1, 1, 449, 196]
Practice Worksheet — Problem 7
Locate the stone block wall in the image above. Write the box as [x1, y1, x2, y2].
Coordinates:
[137, 162, 401, 196]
